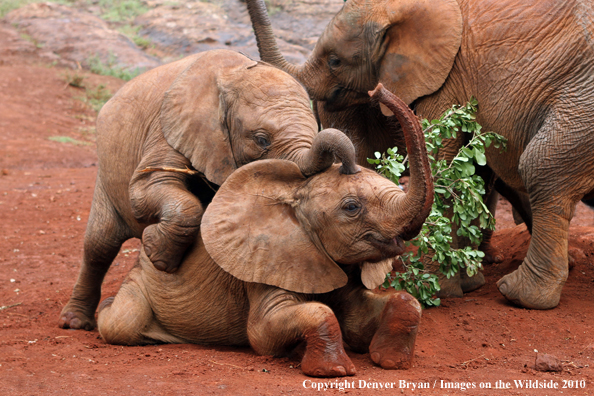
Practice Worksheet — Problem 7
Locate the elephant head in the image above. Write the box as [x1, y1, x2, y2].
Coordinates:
[201, 84, 433, 293]
[247, 0, 462, 111]
[160, 50, 359, 186]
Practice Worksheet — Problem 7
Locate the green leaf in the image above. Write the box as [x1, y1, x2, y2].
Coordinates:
[474, 147, 487, 166]
[367, 97, 504, 308]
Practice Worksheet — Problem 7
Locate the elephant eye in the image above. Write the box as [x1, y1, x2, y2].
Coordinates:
[254, 134, 271, 149]
[342, 200, 361, 215]
[328, 55, 341, 69]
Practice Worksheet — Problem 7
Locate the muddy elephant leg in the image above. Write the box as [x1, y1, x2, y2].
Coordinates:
[130, 157, 205, 273]
[498, 112, 594, 309]
[246, 285, 356, 377]
[322, 286, 421, 369]
[97, 267, 183, 345]
[59, 184, 131, 330]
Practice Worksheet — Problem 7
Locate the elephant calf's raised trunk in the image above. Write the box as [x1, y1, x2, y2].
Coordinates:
[369, 84, 434, 241]
[297, 128, 360, 176]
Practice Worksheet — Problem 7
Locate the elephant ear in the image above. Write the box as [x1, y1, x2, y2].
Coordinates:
[160, 55, 241, 186]
[377, 0, 462, 105]
[202, 159, 348, 294]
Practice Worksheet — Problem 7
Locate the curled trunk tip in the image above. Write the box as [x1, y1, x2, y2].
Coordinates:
[369, 83, 434, 241]
[368, 83, 385, 100]
[298, 128, 360, 177]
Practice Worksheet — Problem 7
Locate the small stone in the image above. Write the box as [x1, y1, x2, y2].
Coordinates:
[534, 353, 562, 372]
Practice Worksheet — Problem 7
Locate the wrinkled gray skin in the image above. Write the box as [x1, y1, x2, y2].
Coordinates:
[247, 0, 594, 309]
[59, 49, 360, 331]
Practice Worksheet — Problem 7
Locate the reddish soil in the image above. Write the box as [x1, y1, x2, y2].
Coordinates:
[2, 26, 594, 395]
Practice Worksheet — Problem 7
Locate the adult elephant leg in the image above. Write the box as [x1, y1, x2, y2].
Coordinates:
[321, 284, 421, 370]
[497, 113, 594, 309]
[246, 284, 356, 377]
[130, 153, 205, 274]
[422, 133, 466, 297]
[460, 166, 505, 290]
[497, 199, 572, 309]
[59, 183, 132, 330]
[477, 190, 504, 264]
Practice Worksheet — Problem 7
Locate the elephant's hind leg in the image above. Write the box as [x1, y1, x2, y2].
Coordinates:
[247, 285, 356, 377]
[497, 108, 594, 309]
[98, 270, 182, 345]
[324, 287, 421, 370]
[59, 184, 131, 330]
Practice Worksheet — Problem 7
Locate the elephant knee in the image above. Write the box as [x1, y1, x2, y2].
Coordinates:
[247, 301, 337, 356]
[97, 285, 153, 346]
[384, 291, 422, 333]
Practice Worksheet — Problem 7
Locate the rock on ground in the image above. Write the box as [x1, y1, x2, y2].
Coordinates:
[534, 353, 562, 372]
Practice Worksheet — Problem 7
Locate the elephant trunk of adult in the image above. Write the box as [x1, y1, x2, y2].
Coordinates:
[246, 0, 305, 78]
[296, 129, 360, 177]
[369, 84, 434, 241]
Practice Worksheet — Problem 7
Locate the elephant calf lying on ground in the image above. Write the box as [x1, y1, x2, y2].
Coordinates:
[59, 49, 358, 331]
[97, 86, 433, 377]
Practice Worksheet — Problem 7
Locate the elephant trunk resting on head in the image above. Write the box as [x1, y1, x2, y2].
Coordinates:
[247, 0, 594, 309]
[59, 49, 361, 331]
[98, 85, 433, 377]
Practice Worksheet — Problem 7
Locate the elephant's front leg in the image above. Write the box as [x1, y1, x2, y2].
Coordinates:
[247, 285, 356, 377]
[130, 155, 205, 273]
[323, 285, 421, 370]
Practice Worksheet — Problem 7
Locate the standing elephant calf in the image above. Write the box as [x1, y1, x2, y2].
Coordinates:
[60, 49, 359, 331]
[98, 86, 432, 377]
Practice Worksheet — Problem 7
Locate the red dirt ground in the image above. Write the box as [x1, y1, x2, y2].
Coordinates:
[2, 27, 594, 395]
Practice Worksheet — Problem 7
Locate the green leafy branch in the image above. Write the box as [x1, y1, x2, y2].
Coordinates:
[368, 98, 507, 307]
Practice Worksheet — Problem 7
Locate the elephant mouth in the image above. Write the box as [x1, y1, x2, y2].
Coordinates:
[365, 234, 406, 260]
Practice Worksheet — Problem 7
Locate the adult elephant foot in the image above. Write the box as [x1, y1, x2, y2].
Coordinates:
[460, 270, 485, 293]
[432, 267, 464, 298]
[368, 291, 421, 370]
[435, 273, 463, 298]
[423, 255, 463, 298]
[58, 302, 96, 331]
[497, 257, 567, 309]
[479, 241, 503, 264]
